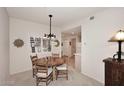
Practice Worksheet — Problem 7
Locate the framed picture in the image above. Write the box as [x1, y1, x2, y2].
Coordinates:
[35, 37, 41, 52]
[43, 39, 51, 52]
[30, 37, 35, 53]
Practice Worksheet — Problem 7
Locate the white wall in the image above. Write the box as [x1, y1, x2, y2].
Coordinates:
[0, 8, 9, 85]
[62, 8, 124, 84]
[82, 8, 124, 84]
[10, 17, 61, 75]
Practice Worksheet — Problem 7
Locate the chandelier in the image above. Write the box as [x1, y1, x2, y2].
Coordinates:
[44, 15, 56, 39]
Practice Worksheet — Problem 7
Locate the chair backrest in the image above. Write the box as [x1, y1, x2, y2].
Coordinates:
[62, 55, 68, 65]
[36, 57, 49, 75]
[55, 57, 64, 65]
[30, 54, 38, 66]
[52, 53, 59, 58]
[47, 56, 52, 61]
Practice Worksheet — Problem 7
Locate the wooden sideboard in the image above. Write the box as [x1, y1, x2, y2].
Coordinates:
[103, 58, 124, 86]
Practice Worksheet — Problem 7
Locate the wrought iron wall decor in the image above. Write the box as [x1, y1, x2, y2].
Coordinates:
[13, 39, 24, 48]
[54, 40, 60, 47]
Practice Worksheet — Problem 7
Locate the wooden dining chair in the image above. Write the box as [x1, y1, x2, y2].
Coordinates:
[30, 54, 38, 78]
[55, 56, 68, 80]
[52, 53, 59, 58]
[35, 58, 53, 86]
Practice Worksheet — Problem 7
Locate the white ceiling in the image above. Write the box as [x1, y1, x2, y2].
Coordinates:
[62, 26, 81, 37]
[61, 26, 81, 40]
[6, 7, 107, 27]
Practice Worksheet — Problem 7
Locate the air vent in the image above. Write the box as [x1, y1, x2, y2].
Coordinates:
[89, 16, 94, 20]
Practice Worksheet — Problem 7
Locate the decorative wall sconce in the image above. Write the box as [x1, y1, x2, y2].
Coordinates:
[109, 30, 124, 62]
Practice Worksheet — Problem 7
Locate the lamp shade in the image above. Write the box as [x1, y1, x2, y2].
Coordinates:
[108, 30, 124, 61]
[109, 30, 124, 42]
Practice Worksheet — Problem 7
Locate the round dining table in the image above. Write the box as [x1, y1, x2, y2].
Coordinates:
[37, 57, 65, 67]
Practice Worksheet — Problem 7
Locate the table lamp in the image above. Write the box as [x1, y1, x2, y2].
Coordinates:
[109, 30, 124, 62]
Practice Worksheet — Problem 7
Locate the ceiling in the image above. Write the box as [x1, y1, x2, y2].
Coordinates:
[62, 26, 81, 39]
[6, 7, 107, 27]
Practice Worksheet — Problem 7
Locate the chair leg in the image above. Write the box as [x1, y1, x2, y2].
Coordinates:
[46, 82, 47, 86]
[48, 74, 53, 85]
[33, 69, 37, 78]
[33, 69, 34, 78]
[56, 70, 68, 80]
[36, 82, 38, 86]
[56, 71, 58, 80]
[51, 73, 53, 81]
[36, 77, 39, 86]
[46, 78, 48, 86]
[66, 71, 68, 80]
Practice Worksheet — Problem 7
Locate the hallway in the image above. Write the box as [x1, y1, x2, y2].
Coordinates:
[68, 56, 75, 69]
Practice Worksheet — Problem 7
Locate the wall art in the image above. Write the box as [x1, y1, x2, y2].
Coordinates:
[13, 39, 24, 48]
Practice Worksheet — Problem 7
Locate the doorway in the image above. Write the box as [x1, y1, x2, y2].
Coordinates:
[61, 26, 81, 72]
[71, 38, 76, 57]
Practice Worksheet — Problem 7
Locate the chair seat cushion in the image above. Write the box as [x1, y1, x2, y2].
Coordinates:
[36, 67, 52, 78]
[56, 64, 67, 70]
